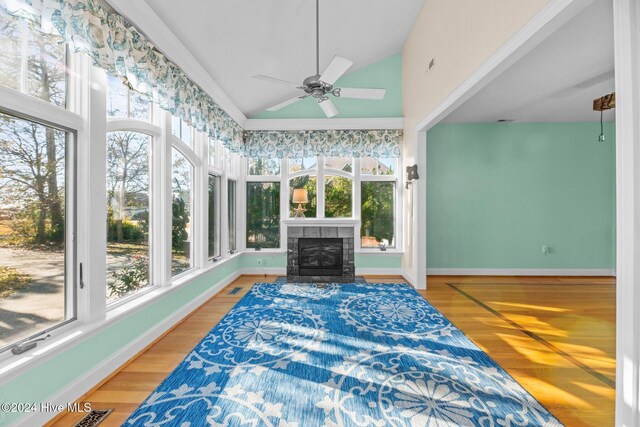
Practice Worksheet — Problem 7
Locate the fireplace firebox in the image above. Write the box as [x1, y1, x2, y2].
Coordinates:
[299, 238, 343, 276]
[286, 225, 355, 283]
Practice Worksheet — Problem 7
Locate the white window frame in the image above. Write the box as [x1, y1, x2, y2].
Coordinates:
[244, 155, 403, 253]
[0, 46, 82, 355]
[358, 158, 400, 251]
[206, 138, 223, 264]
[245, 158, 284, 251]
[170, 119, 201, 280]
[104, 103, 160, 310]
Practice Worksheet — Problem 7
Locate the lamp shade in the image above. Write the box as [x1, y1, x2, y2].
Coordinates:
[292, 188, 309, 204]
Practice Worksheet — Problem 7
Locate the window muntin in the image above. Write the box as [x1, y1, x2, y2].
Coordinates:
[171, 148, 193, 276]
[289, 175, 317, 218]
[106, 131, 151, 303]
[361, 181, 395, 248]
[0, 13, 67, 107]
[248, 158, 280, 176]
[325, 175, 353, 218]
[172, 116, 193, 148]
[360, 157, 396, 176]
[0, 112, 74, 349]
[106, 74, 151, 121]
[247, 182, 280, 249]
[208, 174, 220, 259]
[228, 179, 237, 252]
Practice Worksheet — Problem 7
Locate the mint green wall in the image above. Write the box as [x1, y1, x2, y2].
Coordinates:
[426, 122, 616, 269]
[355, 253, 402, 269]
[241, 253, 287, 269]
[251, 53, 402, 119]
[0, 257, 242, 426]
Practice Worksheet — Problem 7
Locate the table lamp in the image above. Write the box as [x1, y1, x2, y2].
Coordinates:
[292, 188, 308, 218]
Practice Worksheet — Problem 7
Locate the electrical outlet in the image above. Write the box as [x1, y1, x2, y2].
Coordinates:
[542, 245, 551, 255]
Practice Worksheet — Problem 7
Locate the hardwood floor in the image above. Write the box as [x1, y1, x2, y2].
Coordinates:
[419, 276, 616, 427]
[49, 275, 615, 427]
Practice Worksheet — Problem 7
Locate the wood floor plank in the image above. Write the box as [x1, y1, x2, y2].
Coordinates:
[48, 275, 615, 427]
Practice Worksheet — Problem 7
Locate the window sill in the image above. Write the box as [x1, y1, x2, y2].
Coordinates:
[356, 249, 404, 255]
[0, 253, 242, 383]
[244, 249, 286, 254]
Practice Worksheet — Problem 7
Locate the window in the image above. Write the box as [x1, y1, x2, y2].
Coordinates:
[172, 148, 193, 275]
[0, 112, 74, 349]
[361, 157, 396, 176]
[172, 116, 193, 148]
[208, 174, 220, 260]
[325, 156, 353, 172]
[208, 139, 217, 167]
[0, 13, 67, 107]
[289, 175, 318, 218]
[106, 131, 151, 303]
[228, 179, 237, 252]
[361, 182, 395, 248]
[325, 175, 353, 218]
[247, 182, 280, 249]
[106, 74, 151, 121]
[289, 157, 316, 173]
[277, 155, 400, 247]
[248, 158, 280, 176]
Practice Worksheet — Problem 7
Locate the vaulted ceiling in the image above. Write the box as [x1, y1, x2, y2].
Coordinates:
[142, 0, 424, 118]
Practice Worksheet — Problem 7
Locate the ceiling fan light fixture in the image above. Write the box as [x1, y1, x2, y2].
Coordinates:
[254, 0, 386, 117]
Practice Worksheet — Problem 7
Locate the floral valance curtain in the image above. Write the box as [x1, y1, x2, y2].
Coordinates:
[0, 0, 244, 151]
[243, 130, 403, 159]
[0, 0, 403, 159]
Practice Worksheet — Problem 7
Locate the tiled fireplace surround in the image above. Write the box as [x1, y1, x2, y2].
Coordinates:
[286, 224, 355, 283]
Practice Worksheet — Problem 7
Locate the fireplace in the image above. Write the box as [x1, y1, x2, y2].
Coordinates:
[286, 225, 355, 283]
[299, 238, 343, 276]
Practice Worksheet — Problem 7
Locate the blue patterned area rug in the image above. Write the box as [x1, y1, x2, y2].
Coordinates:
[124, 283, 563, 426]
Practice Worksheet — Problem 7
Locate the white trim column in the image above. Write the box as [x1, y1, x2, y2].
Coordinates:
[76, 59, 107, 322]
[614, 0, 640, 425]
[415, 130, 427, 290]
[154, 110, 173, 285]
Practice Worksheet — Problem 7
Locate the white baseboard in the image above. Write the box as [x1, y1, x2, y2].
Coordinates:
[241, 267, 286, 275]
[426, 268, 616, 277]
[402, 270, 418, 288]
[356, 267, 403, 276]
[242, 267, 405, 277]
[17, 269, 242, 427]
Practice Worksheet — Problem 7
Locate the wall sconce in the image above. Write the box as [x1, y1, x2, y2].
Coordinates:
[406, 164, 419, 189]
[292, 188, 309, 218]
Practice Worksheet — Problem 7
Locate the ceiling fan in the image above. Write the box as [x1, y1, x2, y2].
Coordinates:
[253, 0, 386, 118]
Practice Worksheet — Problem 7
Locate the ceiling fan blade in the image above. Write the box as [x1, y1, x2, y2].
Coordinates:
[339, 88, 386, 100]
[320, 56, 353, 85]
[253, 75, 300, 87]
[266, 95, 306, 111]
[319, 98, 338, 118]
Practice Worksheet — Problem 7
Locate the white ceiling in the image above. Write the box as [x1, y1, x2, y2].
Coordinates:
[142, 0, 424, 117]
[444, 0, 615, 123]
